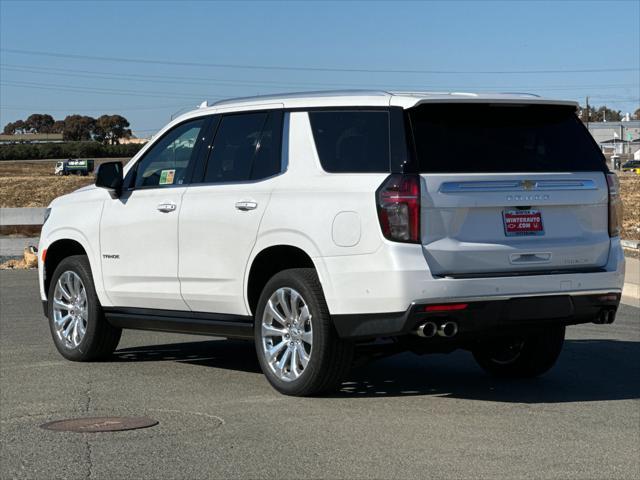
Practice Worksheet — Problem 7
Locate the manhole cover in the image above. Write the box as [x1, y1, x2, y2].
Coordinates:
[40, 416, 158, 433]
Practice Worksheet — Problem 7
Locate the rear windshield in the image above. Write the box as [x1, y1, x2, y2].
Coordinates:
[408, 104, 606, 173]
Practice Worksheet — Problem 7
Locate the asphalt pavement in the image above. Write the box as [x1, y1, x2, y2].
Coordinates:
[1, 270, 639, 479]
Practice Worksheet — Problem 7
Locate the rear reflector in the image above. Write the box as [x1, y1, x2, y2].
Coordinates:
[41, 249, 47, 262]
[424, 303, 468, 312]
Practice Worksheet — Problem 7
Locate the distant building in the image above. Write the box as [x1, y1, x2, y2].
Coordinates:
[586, 120, 640, 156]
[120, 136, 149, 145]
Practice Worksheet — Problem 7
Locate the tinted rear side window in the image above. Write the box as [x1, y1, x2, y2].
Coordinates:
[204, 111, 283, 183]
[309, 111, 390, 173]
[251, 111, 283, 180]
[409, 104, 606, 173]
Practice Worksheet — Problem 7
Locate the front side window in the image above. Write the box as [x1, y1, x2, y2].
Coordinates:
[309, 111, 390, 173]
[133, 118, 206, 188]
[203, 111, 283, 183]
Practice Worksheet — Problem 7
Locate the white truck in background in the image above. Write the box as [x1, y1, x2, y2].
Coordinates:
[54, 159, 95, 176]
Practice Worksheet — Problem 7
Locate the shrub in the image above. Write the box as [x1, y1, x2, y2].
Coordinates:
[0, 142, 144, 161]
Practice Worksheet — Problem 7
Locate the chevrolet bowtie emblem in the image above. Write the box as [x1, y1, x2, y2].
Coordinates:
[521, 180, 537, 190]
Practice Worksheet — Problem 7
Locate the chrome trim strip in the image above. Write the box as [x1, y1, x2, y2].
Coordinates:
[439, 179, 597, 193]
[411, 289, 621, 305]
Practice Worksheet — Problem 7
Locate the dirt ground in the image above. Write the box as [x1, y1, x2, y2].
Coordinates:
[1, 160, 639, 240]
[619, 173, 640, 240]
[0, 160, 123, 208]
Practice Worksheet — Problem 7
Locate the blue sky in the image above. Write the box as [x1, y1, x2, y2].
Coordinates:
[1, 0, 638, 137]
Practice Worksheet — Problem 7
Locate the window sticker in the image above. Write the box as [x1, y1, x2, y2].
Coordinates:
[159, 169, 176, 185]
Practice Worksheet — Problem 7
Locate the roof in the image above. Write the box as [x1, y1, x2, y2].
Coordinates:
[201, 90, 578, 111]
[154, 90, 579, 147]
[124, 90, 581, 175]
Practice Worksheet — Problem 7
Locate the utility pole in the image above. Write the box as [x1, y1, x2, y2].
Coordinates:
[585, 96, 590, 130]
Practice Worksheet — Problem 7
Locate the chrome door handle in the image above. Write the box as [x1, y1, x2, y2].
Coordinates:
[157, 202, 177, 213]
[235, 201, 258, 211]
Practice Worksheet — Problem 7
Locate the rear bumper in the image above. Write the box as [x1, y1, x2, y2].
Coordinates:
[332, 290, 621, 339]
[321, 236, 625, 315]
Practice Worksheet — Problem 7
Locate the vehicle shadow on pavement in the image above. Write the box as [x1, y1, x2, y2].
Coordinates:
[111, 338, 639, 403]
[112, 340, 262, 374]
[337, 339, 640, 403]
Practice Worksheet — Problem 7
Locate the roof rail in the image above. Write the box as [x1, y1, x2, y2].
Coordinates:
[210, 89, 389, 107]
[498, 92, 541, 98]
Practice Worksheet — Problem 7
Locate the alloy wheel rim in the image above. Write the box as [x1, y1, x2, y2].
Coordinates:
[52, 271, 88, 349]
[260, 287, 312, 382]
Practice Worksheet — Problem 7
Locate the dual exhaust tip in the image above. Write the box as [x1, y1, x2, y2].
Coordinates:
[417, 308, 616, 335]
[594, 309, 616, 325]
[415, 321, 458, 339]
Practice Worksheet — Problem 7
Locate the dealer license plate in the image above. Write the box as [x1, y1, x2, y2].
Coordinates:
[503, 209, 544, 236]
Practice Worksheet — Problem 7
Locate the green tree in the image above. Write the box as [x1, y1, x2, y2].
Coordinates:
[3, 122, 17, 135]
[51, 120, 66, 134]
[2, 120, 28, 135]
[593, 106, 622, 122]
[62, 115, 96, 141]
[94, 115, 132, 145]
[633, 108, 640, 120]
[579, 105, 623, 123]
[25, 114, 55, 133]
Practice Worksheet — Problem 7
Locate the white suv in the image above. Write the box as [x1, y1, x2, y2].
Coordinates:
[38, 91, 625, 396]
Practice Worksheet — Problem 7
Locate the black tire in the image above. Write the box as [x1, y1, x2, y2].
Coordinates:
[47, 255, 121, 361]
[254, 268, 354, 396]
[472, 326, 565, 378]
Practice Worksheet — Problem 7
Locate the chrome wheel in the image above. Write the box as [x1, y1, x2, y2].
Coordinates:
[260, 287, 312, 382]
[52, 271, 88, 349]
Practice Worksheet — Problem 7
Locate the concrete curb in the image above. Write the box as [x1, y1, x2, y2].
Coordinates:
[0, 208, 46, 226]
[0, 236, 39, 261]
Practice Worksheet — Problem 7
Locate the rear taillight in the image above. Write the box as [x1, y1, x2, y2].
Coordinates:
[606, 173, 623, 237]
[376, 174, 421, 243]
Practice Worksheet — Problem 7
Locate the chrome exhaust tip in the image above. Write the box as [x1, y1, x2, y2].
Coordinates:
[437, 321, 458, 338]
[415, 321, 438, 338]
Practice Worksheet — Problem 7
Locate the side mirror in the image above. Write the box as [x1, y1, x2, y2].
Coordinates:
[95, 161, 123, 198]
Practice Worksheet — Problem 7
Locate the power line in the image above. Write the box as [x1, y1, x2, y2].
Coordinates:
[0, 80, 223, 100]
[588, 95, 640, 101]
[0, 103, 187, 112]
[3, 77, 637, 105]
[2, 48, 638, 75]
[587, 99, 640, 104]
[1, 64, 304, 88]
[2, 63, 638, 92]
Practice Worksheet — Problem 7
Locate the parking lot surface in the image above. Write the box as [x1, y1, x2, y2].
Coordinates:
[1, 270, 639, 479]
